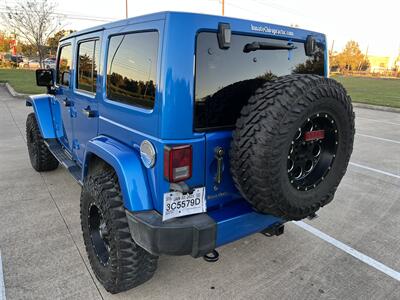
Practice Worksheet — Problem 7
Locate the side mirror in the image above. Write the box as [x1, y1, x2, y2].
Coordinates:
[36, 69, 54, 87]
[305, 35, 316, 56]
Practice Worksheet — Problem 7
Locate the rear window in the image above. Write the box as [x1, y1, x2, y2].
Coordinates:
[194, 32, 325, 131]
[106, 31, 158, 109]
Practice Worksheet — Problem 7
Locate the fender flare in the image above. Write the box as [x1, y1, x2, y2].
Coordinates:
[26, 94, 56, 139]
[83, 136, 153, 212]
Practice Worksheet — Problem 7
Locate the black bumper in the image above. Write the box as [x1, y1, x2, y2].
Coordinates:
[126, 210, 216, 258]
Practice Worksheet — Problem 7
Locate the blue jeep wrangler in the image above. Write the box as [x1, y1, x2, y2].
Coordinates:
[26, 11, 354, 293]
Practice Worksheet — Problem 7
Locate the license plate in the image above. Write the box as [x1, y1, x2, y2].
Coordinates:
[163, 187, 206, 221]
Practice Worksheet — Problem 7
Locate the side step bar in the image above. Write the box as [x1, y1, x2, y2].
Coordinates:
[44, 139, 82, 184]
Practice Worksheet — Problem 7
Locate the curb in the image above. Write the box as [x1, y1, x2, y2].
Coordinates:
[0, 250, 5, 300]
[353, 102, 400, 114]
[0, 82, 28, 98]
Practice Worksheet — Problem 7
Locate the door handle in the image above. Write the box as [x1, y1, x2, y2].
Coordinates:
[82, 107, 97, 118]
[63, 98, 73, 107]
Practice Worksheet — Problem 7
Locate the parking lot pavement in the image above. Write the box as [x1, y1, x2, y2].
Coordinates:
[0, 87, 399, 299]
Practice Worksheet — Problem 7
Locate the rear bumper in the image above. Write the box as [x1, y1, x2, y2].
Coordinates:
[126, 200, 283, 258]
[126, 210, 216, 258]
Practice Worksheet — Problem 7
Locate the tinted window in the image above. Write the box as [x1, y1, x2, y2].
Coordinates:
[57, 44, 72, 86]
[195, 32, 325, 130]
[106, 31, 158, 109]
[76, 40, 100, 93]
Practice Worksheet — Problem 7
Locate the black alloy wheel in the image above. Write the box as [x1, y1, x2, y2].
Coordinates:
[88, 203, 111, 266]
[287, 113, 338, 191]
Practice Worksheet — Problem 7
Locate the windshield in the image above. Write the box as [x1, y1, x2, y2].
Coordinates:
[194, 32, 325, 131]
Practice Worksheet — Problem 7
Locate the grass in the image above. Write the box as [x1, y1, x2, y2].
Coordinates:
[332, 75, 400, 108]
[0, 69, 45, 94]
[0, 69, 399, 109]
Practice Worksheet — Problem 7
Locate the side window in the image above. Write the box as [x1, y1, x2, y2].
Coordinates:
[57, 44, 72, 86]
[76, 40, 100, 93]
[106, 31, 158, 109]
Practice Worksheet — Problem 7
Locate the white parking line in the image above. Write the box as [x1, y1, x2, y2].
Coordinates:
[357, 117, 400, 127]
[294, 221, 400, 282]
[349, 162, 400, 179]
[0, 250, 5, 300]
[357, 133, 400, 144]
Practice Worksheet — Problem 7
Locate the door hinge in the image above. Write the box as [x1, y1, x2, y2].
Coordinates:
[72, 139, 80, 150]
[70, 107, 77, 118]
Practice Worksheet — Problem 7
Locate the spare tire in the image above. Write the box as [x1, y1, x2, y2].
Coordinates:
[230, 74, 355, 221]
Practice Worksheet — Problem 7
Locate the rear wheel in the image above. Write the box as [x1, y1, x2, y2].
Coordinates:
[26, 112, 59, 172]
[81, 165, 158, 294]
[230, 74, 355, 220]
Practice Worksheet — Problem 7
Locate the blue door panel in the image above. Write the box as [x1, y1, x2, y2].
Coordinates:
[54, 87, 74, 150]
[73, 92, 99, 164]
[53, 40, 75, 152]
[72, 33, 102, 164]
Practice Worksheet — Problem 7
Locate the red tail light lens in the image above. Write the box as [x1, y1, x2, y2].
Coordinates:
[164, 145, 192, 182]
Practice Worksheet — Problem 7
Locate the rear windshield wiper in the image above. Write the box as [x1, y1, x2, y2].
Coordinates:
[243, 41, 297, 53]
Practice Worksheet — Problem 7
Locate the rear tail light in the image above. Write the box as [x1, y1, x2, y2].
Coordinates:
[164, 145, 192, 183]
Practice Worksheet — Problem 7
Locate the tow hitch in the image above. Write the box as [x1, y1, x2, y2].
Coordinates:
[261, 224, 285, 237]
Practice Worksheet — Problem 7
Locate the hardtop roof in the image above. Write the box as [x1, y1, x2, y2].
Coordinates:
[60, 11, 324, 42]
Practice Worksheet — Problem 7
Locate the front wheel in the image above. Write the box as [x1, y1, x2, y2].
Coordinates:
[26, 113, 59, 172]
[80, 165, 158, 294]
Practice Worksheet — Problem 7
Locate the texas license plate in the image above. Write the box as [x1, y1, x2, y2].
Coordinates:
[163, 187, 206, 221]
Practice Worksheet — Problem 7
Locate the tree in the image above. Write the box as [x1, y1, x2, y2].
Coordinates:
[20, 42, 37, 57]
[1, 0, 62, 67]
[0, 32, 11, 52]
[47, 30, 74, 56]
[293, 45, 325, 75]
[335, 41, 369, 72]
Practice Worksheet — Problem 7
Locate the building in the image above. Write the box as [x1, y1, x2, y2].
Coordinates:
[368, 53, 400, 73]
[368, 55, 390, 73]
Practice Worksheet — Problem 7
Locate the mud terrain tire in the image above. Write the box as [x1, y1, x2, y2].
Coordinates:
[81, 165, 158, 294]
[26, 112, 59, 172]
[230, 75, 355, 220]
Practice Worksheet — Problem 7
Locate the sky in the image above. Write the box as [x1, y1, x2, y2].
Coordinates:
[3, 0, 400, 57]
